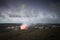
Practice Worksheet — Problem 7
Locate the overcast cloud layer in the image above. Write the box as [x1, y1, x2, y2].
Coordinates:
[0, 0, 60, 24]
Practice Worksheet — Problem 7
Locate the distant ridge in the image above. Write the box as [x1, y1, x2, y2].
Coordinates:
[0, 23, 60, 25]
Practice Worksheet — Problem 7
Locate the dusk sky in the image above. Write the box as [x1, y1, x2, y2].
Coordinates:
[0, 0, 60, 24]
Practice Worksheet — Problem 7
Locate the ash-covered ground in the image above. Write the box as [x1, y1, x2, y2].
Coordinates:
[0, 23, 60, 40]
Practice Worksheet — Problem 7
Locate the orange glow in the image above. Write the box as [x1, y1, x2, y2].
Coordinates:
[20, 24, 28, 30]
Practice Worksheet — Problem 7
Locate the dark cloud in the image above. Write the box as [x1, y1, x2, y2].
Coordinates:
[0, 0, 7, 7]
[0, 0, 60, 24]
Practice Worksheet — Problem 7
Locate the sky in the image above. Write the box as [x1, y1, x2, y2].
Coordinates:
[0, 0, 60, 24]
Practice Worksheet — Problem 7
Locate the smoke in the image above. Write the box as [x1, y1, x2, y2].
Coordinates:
[0, 4, 59, 24]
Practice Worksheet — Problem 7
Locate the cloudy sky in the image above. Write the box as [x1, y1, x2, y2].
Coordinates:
[0, 0, 60, 24]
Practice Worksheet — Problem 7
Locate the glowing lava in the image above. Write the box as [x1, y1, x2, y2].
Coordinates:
[20, 24, 28, 30]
